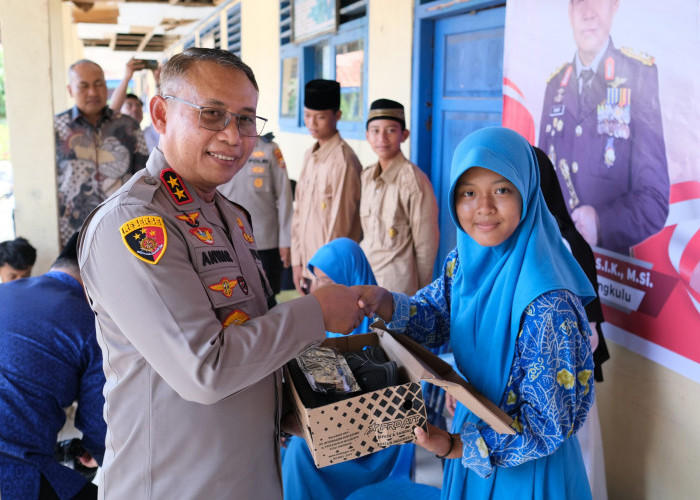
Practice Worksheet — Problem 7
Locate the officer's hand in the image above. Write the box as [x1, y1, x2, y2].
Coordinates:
[354, 285, 394, 322]
[311, 284, 364, 334]
[572, 205, 599, 247]
[280, 247, 291, 268]
[292, 265, 304, 295]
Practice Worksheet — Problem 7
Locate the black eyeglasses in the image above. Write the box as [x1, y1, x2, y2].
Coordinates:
[163, 95, 267, 137]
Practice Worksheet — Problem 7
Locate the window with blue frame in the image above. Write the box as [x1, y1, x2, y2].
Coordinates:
[279, 0, 367, 138]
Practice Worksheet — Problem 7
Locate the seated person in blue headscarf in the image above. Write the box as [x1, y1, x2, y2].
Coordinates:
[356, 127, 596, 499]
[282, 237, 401, 500]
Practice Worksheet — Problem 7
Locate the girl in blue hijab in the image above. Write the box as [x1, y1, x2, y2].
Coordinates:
[308, 237, 377, 337]
[358, 127, 596, 499]
[282, 237, 402, 500]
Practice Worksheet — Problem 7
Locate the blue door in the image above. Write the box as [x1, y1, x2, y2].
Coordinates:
[431, 7, 505, 267]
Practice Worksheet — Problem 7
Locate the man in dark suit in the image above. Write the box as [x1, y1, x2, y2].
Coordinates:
[538, 0, 669, 255]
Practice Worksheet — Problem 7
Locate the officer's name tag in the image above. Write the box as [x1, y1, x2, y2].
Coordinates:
[549, 104, 565, 117]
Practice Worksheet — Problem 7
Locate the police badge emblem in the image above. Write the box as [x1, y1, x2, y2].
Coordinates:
[120, 216, 168, 264]
[236, 276, 249, 295]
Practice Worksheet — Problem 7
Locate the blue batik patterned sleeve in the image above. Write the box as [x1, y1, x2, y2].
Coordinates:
[459, 290, 595, 477]
[384, 248, 458, 348]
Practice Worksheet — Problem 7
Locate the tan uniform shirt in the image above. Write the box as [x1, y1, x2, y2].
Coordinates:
[292, 132, 362, 279]
[78, 149, 324, 499]
[218, 137, 293, 251]
[360, 153, 439, 294]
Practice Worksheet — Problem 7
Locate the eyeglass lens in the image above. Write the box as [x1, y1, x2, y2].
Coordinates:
[198, 108, 263, 136]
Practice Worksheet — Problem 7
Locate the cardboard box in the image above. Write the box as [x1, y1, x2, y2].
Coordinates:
[284, 328, 514, 468]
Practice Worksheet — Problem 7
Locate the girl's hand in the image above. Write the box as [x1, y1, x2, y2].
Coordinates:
[414, 422, 462, 459]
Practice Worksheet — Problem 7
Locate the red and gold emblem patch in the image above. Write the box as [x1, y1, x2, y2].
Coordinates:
[189, 227, 215, 245]
[222, 309, 251, 327]
[120, 216, 167, 264]
[209, 277, 238, 298]
[273, 147, 286, 169]
[177, 212, 201, 228]
[236, 217, 254, 244]
[160, 168, 192, 205]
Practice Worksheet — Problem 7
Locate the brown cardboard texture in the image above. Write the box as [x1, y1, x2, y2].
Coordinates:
[285, 332, 428, 468]
[371, 323, 515, 436]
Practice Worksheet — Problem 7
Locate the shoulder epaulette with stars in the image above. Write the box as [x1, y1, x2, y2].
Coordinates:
[620, 46, 655, 66]
[547, 62, 570, 84]
[160, 168, 193, 205]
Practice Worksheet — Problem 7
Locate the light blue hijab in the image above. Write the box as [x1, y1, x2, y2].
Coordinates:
[447, 126, 595, 406]
[308, 237, 376, 336]
[443, 127, 595, 499]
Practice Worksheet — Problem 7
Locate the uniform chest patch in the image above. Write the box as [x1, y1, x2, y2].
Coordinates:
[177, 212, 200, 227]
[160, 168, 192, 205]
[120, 216, 168, 264]
[236, 217, 254, 244]
[273, 147, 286, 169]
[189, 227, 215, 245]
[209, 277, 238, 298]
[222, 310, 251, 327]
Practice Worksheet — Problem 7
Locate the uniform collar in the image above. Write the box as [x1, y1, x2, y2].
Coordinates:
[312, 131, 342, 162]
[69, 105, 112, 126]
[371, 151, 407, 183]
[574, 37, 611, 78]
[145, 148, 203, 211]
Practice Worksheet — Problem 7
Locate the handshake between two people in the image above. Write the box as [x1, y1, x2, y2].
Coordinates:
[310, 284, 395, 335]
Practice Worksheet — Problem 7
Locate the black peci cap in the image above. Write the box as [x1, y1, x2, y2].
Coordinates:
[304, 79, 341, 111]
[366, 98, 405, 129]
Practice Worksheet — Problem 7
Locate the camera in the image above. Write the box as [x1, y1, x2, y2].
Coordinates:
[141, 59, 159, 71]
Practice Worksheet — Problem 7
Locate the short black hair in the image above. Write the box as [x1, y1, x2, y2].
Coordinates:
[0, 237, 36, 270]
[125, 93, 143, 105]
[52, 232, 79, 271]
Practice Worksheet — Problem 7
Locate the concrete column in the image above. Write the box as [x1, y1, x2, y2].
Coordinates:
[0, 0, 61, 271]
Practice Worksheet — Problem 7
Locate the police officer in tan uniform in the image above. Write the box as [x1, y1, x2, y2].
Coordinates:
[78, 48, 363, 500]
[218, 133, 293, 308]
[291, 79, 362, 295]
[360, 99, 439, 295]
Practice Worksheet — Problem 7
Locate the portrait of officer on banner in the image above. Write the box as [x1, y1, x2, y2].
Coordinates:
[538, 0, 669, 256]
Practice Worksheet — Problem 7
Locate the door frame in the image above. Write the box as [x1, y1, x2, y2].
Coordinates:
[410, 0, 506, 178]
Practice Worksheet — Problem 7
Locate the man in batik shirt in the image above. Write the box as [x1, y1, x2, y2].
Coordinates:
[54, 59, 148, 246]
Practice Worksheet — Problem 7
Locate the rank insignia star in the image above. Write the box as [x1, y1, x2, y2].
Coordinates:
[177, 212, 201, 228]
[209, 277, 238, 298]
[160, 168, 192, 205]
[120, 216, 168, 264]
[189, 227, 215, 245]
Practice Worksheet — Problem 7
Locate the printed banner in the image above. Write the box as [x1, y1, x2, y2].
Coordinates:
[502, 0, 700, 375]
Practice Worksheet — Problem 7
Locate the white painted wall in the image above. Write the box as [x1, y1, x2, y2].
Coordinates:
[0, 0, 63, 272]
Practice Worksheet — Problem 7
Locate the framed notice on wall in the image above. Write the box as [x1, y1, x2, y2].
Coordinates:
[293, 0, 338, 43]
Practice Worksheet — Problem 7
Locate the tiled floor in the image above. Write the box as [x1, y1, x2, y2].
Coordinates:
[414, 445, 444, 488]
